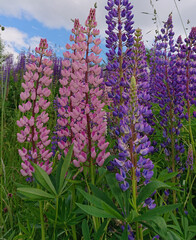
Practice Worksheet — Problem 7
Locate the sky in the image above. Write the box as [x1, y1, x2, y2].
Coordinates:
[0, 0, 195, 62]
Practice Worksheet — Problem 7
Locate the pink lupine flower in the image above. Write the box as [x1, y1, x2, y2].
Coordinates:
[56, 9, 110, 175]
[17, 39, 53, 177]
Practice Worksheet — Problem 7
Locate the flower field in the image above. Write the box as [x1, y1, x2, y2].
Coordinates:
[0, 0, 196, 239]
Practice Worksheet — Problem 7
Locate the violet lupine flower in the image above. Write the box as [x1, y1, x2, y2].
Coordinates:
[17, 39, 53, 177]
[143, 197, 156, 209]
[51, 96, 67, 157]
[105, 0, 135, 119]
[105, 2, 154, 216]
[149, 14, 184, 172]
[12, 52, 26, 82]
[104, 0, 135, 162]
[125, 28, 153, 125]
[175, 27, 196, 119]
[57, 10, 110, 170]
[1, 54, 13, 86]
[113, 76, 154, 191]
[152, 235, 160, 240]
[175, 27, 196, 166]
[186, 144, 193, 170]
[51, 56, 63, 85]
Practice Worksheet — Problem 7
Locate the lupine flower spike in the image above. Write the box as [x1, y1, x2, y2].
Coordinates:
[57, 10, 110, 177]
[17, 39, 53, 177]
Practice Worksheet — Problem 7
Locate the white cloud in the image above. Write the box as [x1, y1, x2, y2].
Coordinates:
[1, 27, 28, 49]
[0, 27, 42, 61]
[0, 0, 195, 49]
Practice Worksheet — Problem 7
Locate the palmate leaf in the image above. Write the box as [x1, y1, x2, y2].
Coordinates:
[121, 225, 128, 240]
[141, 216, 169, 239]
[94, 219, 108, 240]
[77, 187, 101, 207]
[75, 203, 116, 218]
[137, 180, 174, 206]
[89, 184, 122, 215]
[181, 216, 188, 239]
[158, 169, 179, 181]
[188, 226, 196, 233]
[102, 201, 124, 220]
[77, 188, 124, 220]
[166, 231, 182, 240]
[56, 144, 73, 193]
[82, 219, 90, 240]
[105, 173, 124, 210]
[169, 212, 183, 234]
[32, 163, 57, 196]
[17, 187, 55, 201]
[18, 187, 54, 200]
[132, 204, 181, 222]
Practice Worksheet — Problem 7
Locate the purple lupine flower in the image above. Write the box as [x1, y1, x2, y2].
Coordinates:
[175, 27, 196, 164]
[149, 14, 185, 173]
[105, 1, 154, 192]
[152, 235, 160, 240]
[143, 197, 156, 209]
[186, 144, 193, 170]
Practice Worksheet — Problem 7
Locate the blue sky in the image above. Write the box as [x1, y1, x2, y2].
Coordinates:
[0, 0, 195, 62]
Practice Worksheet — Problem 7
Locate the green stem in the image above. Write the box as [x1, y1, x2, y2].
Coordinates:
[0, 175, 2, 237]
[136, 222, 140, 240]
[132, 168, 137, 210]
[39, 200, 45, 240]
[71, 186, 77, 240]
[139, 226, 143, 240]
[0, 65, 8, 237]
[90, 159, 94, 185]
[53, 197, 59, 240]
[84, 167, 99, 233]
[184, 175, 196, 208]
[188, 118, 196, 172]
[132, 167, 142, 240]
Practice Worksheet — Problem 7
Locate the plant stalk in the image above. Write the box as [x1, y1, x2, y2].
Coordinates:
[39, 200, 45, 240]
[53, 197, 59, 240]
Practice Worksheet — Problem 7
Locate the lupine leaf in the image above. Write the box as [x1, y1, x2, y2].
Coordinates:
[77, 187, 102, 208]
[94, 219, 108, 240]
[142, 216, 168, 239]
[181, 216, 188, 239]
[133, 204, 181, 222]
[105, 173, 124, 210]
[32, 163, 57, 196]
[17, 187, 55, 200]
[121, 225, 128, 240]
[137, 180, 173, 206]
[166, 230, 182, 240]
[82, 219, 90, 240]
[102, 201, 124, 220]
[90, 184, 121, 215]
[158, 169, 179, 181]
[76, 203, 115, 218]
[169, 212, 182, 234]
[188, 226, 196, 233]
[56, 144, 73, 193]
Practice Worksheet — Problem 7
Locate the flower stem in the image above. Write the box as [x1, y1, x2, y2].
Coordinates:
[71, 186, 77, 240]
[188, 117, 196, 172]
[53, 197, 59, 240]
[39, 200, 45, 240]
[184, 175, 196, 208]
[0, 65, 8, 237]
[132, 167, 142, 240]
